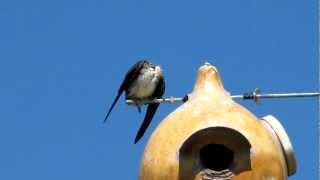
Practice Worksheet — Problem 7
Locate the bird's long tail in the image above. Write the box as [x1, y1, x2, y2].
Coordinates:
[104, 93, 122, 123]
[134, 103, 159, 144]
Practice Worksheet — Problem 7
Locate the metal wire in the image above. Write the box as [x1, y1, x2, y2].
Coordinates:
[126, 97, 185, 105]
[126, 89, 320, 106]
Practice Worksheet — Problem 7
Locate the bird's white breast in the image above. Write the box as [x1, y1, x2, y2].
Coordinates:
[128, 69, 159, 99]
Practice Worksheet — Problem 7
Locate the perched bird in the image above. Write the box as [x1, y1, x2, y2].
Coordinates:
[104, 60, 165, 144]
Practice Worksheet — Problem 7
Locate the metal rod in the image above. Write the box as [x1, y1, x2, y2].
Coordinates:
[248, 92, 320, 99]
[126, 97, 185, 105]
[126, 90, 320, 106]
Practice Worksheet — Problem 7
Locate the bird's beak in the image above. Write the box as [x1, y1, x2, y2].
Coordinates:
[155, 66, 162, 74]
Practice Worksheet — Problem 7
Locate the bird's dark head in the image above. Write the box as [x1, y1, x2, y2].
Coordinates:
[142, 61, 163, 76]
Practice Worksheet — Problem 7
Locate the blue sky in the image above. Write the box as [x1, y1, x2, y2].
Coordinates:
[0, 0, 318, 179]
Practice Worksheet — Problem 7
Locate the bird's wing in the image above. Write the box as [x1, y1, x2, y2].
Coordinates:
[104, 60, 147, 122]
[134, 76, 165, 143]
[119, 60, 147, 93]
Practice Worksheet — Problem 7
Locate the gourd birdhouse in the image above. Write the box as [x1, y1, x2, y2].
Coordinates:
[139, 63, 296, 180]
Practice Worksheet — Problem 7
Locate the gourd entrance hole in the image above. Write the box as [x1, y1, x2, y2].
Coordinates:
[199, 144, 234, 171]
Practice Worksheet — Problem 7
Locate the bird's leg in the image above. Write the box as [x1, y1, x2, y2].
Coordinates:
[129, 98, 144, 113]
[137, 106, 142, 113]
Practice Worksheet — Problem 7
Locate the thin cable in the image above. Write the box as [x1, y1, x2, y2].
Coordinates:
[126, 90, 320, 105]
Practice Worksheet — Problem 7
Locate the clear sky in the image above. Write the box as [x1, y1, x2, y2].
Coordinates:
[0, 0, 318, 179]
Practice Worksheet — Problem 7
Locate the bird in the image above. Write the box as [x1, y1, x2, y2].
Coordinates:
[104, 60, 165, 144]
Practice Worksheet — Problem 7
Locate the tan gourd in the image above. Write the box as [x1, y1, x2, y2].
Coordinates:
[139, 63, 296, 180]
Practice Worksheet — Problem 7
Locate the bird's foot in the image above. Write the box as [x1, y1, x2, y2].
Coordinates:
[128, 99, 145, 107]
